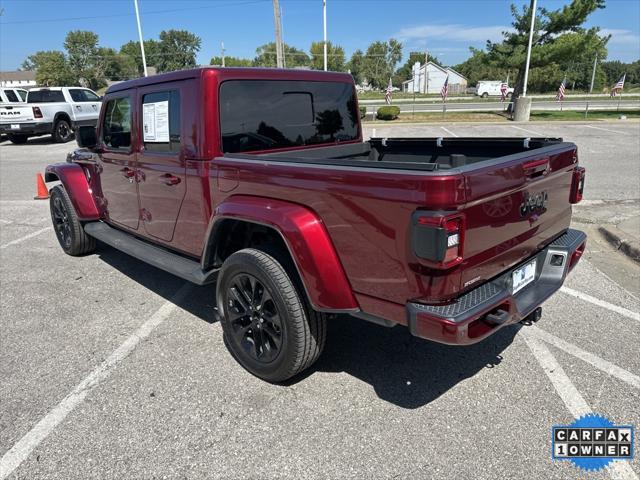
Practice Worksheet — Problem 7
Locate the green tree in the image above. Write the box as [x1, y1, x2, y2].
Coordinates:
[210, 56, 253, 67]
[120, 39, 160, 76]
[22, 51, 75, 86]
[484, 0, 607, 98]
[156, 29, 201, 73]
[359, 39, 402, 88]
[253, 42, 310, 68]
[309, 41, 345, 71]
[347, 49, 365, 84]
[454, 48, 515, 87]
[64, 30, 106, 89]
[601, 60, 640, 87]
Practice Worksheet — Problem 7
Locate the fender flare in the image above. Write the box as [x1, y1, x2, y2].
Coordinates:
[206, 195, 358, 313]
[45, 162, 100, 220]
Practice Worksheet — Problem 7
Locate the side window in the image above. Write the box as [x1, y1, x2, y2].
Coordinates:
[102, 97, 131, 151]
[5, 90, 19, 102]
[83, 89, 101, 102]
[69, 89, 87, 102]
[141, 90, 180, 153]
[17, 90, 28, 101]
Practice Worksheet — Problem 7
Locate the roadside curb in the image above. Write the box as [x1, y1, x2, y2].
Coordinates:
[598, 225, 640, 264]
[362, 119, 640, 127]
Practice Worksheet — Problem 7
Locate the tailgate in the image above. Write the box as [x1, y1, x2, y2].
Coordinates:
[458, 143, 578, 291]
[0, 104, 34, 124]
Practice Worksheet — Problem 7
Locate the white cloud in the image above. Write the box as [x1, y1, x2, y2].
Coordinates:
[395, 23, 510, 43]
[599, 28, 640, 46]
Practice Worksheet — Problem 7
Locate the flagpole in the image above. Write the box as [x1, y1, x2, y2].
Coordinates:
[133, 0, 148, 77]
[522, 0, 537, 97]
[323, 0, 327, 71]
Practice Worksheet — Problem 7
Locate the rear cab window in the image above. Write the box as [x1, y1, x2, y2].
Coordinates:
[27, 90, 65, 103]
[101, 96, 132, 151]
[5, 90, 19, 102]
[219, 80, 360, 153]
[141, 90, 181, 153]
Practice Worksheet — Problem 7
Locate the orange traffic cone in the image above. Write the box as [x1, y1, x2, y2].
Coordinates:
[34, 173, 49, 200]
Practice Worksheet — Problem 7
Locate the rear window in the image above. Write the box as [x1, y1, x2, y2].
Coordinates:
[5, 90, 19, 102]
[219, 80, 360, 153]
[27, 90, 65, 103]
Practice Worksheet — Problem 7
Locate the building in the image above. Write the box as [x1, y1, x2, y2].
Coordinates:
[402, 62, 467, 94]
[0, 70, 37, 88]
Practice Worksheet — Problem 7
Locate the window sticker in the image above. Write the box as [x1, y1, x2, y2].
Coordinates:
[143, 100, 169, 142]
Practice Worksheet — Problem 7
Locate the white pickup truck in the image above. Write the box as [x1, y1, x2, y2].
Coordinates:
[0, 87, 101, 144]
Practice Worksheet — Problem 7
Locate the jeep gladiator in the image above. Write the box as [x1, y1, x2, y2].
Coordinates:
[45, 68, 587, 382]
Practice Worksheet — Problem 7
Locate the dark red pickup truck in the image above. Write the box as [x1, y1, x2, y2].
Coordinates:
[46, 67, 586, 382]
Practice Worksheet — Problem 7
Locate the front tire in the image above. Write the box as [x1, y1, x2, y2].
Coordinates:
[49, 185, 96, 256]
[217, 248, 326, 382]
[52, 119, 74, 143]
[481, 92, 489, 98]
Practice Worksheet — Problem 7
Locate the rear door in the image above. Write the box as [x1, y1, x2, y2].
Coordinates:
[68, 88, 102, 125]
[135, 84, 186, 243]
[97, 93, 140, 230]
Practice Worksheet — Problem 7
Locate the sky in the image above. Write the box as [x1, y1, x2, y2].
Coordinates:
[0, 0, 639, 72]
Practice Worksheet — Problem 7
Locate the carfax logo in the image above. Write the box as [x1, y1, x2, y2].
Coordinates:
[552, 413, 634, 472]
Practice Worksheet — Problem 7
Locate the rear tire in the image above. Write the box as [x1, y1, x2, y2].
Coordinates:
[217, 248, 327, 382]
[8, 134, 28, 144]
[49, 185, 96, 256]
[481, 92, 489, 98]
[52, 119, 74, 143]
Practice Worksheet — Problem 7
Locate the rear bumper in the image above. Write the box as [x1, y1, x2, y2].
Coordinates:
[407, 228, 587, 345]
[0, 122, 52, 136]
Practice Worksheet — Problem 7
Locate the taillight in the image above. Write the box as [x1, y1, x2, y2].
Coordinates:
[570, 166, 585, 204]
[568, 241, 586, 271]
[412, 212, 465, 269]
[32, 106, 43, 118]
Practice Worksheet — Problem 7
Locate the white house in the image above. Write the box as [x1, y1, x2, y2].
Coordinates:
[0, 70, 37, 88]
[402, 62, 467, 94]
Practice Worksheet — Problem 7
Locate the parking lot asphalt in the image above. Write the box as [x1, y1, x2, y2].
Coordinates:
[1, 121, 639, 479]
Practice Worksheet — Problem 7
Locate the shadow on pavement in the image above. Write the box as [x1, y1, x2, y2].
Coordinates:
[94, 242, 519, 409]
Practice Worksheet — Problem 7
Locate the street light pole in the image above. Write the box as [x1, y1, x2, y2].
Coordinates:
[133, 0, 148, 77]
[323, 0, 327, 71]
[522, 0, 537, 97]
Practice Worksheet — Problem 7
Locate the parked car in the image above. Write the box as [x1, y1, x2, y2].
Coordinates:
[0, 87, 28, 103]
[0, 87, 101, 144]
[476, 81, 514, 98]
[45, 68, 587, 382]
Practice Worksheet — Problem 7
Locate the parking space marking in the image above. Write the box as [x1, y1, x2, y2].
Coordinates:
[510, 125, 545, 136]
[0, 283, 192, 480]
[528, 326, 640, 389]
[0, 227, 52, 250]
[440, 126, 459, 137]
[560, 287, 640, 322]
[521, 330, 639, 480]
[585, 125, 631, 135]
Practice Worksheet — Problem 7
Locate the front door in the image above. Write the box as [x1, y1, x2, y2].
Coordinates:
[97, 94, 139, 230]
[136, 86, 186, 243]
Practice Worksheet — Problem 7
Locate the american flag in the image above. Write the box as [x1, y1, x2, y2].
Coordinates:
[500, 83, 508, 102]
[441, 75, 449, 101]
[610, 74, 626, 97]
[384, 78, 393, 105]
[556, 78, 566, 101]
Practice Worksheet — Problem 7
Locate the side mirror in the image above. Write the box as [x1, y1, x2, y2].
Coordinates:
[76, 125, 97, 149]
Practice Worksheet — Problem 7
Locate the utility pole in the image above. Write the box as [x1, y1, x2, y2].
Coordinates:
[133, 0, 148, 77]
[522, 0, 537, 97]
[221, 42, 226, 67]
[272, 0, 284, 68]
[424, 51, 429, 94]
[323, 0, 328, 71]
[589, 53, 598, 93]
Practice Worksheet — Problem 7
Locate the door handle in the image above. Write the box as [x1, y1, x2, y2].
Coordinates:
[160, 173, 181, 186]
[523, 158, 549, 179]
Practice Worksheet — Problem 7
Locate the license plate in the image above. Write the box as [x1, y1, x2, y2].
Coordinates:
[512, 259, 537, 294]
[10, 124, 20, 130]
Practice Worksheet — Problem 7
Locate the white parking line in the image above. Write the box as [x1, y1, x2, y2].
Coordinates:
[0, 284, 191, 480]
[560, 287, 640, 322]
[521, 330, 639, 480]
[0, 227, 52, 250]
[510, 125, 545, 136]
[585, 125, 631, 135]
[440, 126, 459, 137]
[528, 326, 640, 389]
